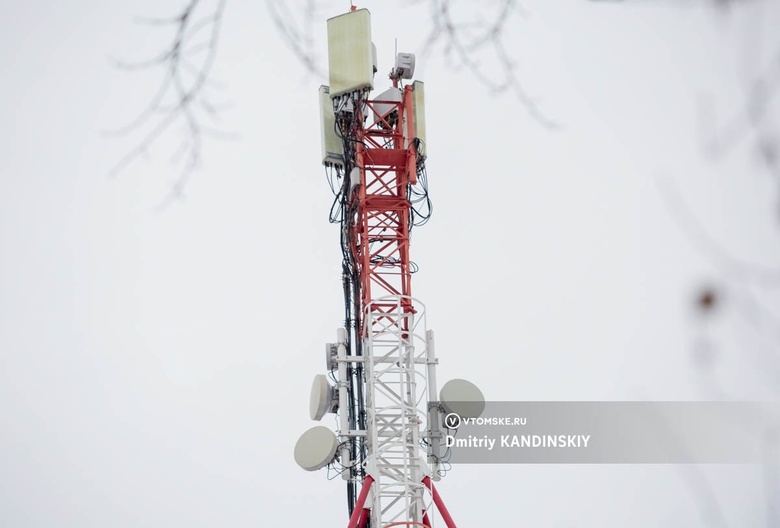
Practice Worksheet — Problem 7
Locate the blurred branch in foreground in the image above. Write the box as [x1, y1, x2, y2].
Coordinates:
[419, 0, 558, 128]
[107, 0, 231, 208]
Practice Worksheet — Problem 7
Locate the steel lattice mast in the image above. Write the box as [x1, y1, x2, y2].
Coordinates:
[295, 8, 483, 528]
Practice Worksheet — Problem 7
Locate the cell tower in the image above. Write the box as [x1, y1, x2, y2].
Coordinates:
[295, 8, 484, 528]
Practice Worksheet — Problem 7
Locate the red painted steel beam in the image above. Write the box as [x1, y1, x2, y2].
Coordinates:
[347, 476, 375, 528]
[422, 476, 457, 528]
[356, 508, 371, 528]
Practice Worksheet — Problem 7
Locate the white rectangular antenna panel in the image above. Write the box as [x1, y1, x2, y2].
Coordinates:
[327, 9, 374, 97]
[319, 85, 344, 166]
[412, 81, 427, 158]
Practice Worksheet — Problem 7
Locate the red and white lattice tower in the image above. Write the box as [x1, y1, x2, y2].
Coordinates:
[295, 8, 483, 528]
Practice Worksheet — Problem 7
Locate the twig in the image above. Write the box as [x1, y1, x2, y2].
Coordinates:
[107, 0, 231, 207]
[421, 0, 558, 128]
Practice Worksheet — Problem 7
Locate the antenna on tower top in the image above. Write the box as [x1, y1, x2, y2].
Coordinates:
[349, 2, 356, 11]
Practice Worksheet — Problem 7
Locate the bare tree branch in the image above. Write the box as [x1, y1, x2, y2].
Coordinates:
[265, 0, 327, 79]
[421, 0, 559, 128]
[655, 175, 780, 286]
[703, 47, 780, 175]
[107, 0, 231, 207]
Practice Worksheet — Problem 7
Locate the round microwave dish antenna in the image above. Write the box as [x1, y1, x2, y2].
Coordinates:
[394, 52, 415, 79]
[439, 378, 485, 419]
[294, 426, 339, 471]
[310, 374, 336, 421]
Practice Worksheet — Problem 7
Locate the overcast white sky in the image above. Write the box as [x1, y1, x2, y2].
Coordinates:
[1, 0, 779, 526]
